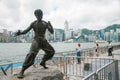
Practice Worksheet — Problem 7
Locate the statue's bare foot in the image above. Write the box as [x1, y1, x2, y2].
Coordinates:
[17, 72, 24, 79]
[40, 62, 48, 69]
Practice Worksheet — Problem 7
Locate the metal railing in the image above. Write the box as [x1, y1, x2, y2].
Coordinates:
[82, 60, 119, 80]
[0, 62, 23, 76]
[52, 56, 114, 80]
[82, 72, 96, 80]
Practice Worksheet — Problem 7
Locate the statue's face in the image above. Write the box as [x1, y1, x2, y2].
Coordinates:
[35, 13, 43, 21]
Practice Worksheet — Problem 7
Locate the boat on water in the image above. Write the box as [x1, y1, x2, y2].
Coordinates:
[95, 40, 107, 43]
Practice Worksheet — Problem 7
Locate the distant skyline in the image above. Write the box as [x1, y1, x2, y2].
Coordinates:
[0, 0, 120, 31]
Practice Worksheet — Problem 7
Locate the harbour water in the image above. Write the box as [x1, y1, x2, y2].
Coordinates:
[0, 42, 119, 64]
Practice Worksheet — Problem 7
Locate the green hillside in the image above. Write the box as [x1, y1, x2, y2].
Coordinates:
[103, 24, 120, 32]
[82, 28, 93, 35]
[82, 24, 120, 35]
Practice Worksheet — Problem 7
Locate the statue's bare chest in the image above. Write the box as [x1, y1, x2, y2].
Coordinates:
[33, 21, 47, 32]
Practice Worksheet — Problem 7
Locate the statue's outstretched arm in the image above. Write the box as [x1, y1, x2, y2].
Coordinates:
[20, 24, 33, 34]
[15, 22, 34, 36]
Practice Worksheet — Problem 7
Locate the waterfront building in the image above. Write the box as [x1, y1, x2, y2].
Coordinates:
[116, 29, 120, 41]
[116, 29, 120, 33]
[96, 31, 99, 40]
[0, 29, 4, 42]
[3, 29, 8, 42]
[49, 33, 54, 42]
[0, 29, 8, 42]
[84, 35, 88, 42]
[64, 20, 69, 40]
[113, 32, 118, 42]
[99, 29, 105, 40]
[104, 32, 110, 41]
[53, 28, 64, 42]
[110, 30, 114, 41]
[7, 31, 14, 42]
[88, 35, 96, 42]
[69, 28, 74, 39]
[64, 20, 69, 31]
[118, 33, 120, 41]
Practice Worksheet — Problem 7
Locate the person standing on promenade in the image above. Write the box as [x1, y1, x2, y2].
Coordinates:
[94, 43, 100, 56]
[76, 42, 82, 64]
[107, 41, 113, 56]
[15, 9, 55, 78]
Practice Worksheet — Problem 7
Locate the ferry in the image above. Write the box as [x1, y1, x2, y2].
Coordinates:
[95, 40, 107, 43]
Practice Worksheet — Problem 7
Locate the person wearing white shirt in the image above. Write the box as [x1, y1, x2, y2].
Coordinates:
[76, 43, 82, 64]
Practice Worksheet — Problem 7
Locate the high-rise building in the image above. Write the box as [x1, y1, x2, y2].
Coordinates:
[110, 30, 114, 41]
[64, 20, 69, 40]
[64, 20, 69, 31]
[116, 29, 120, 41]
[105, 32, 110, 41]
[113, 32, 118, 42]
[99, 29, 105, 40]
[1, 29, 8, 42]
[53, 28, 64, 42]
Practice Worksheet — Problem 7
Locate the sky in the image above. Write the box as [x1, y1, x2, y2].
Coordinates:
[0, 0, 120, 31]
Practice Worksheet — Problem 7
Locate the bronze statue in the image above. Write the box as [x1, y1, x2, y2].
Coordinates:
[15, 9, 55, 78]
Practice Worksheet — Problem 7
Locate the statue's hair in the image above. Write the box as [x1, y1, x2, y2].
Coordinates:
[34, 9, 43, 16]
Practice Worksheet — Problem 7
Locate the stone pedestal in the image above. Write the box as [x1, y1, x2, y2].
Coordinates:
[0, 67, 64, 80]
[25, 69, 63, 80]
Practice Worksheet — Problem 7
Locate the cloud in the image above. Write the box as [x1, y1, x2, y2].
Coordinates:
[0, 0, 120, 31]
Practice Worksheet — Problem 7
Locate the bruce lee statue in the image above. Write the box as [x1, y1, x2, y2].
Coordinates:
[15, 9, 55, 78]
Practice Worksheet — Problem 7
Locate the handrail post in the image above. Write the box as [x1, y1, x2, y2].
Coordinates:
[95, 73, 98, 80]
[11, 63, 13, 74]
[115, 60, 119, 80]
[64, 54, 67, 79]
